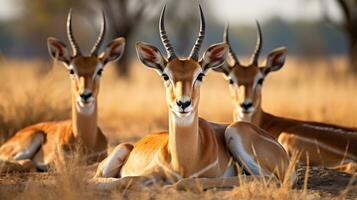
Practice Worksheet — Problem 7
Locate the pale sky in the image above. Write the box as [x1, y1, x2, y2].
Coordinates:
[208, 0, 343, 24]
[0, 0, 344, 24]
[0, 0, 20, 20]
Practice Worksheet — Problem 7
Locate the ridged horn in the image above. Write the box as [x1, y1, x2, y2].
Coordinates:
[90, 10, 106, 56]
[67, 9, 81, 56]
[250, 20, 263, 65]
[159, 5, 176, 61]
[189, 5, 205, 61]
[224, 23, 239, 65]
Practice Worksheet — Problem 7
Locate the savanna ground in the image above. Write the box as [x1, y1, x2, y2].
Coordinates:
[0, 56, 356, 199]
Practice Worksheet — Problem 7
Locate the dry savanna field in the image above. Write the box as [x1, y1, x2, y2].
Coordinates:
[0, 56, 356, 199]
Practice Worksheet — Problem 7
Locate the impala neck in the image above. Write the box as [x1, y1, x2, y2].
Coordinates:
[71, 96, 98, 149]
[168, 109, 201, 173]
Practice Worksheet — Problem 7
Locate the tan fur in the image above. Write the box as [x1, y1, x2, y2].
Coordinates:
[120, 58, 232, 181]
[95, 45, 293, 186]
[225, 122, 291, 180]
[220, 60, 357, 172]
[0, 56, 108, 171]
[0, 13, 125, 172]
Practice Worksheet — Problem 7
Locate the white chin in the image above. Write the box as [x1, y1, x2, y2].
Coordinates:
[173, 106, 194, 118]
[237, 109, 254, 122]
[174, 111, 192, 118]
[76, 101, 95, 115]
[172, 110, 195, 126]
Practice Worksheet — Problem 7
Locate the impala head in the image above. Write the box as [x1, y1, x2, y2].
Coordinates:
[215, 22, 287, 121]
[136, 5, 228, 121]
[47, 10, 125, 115]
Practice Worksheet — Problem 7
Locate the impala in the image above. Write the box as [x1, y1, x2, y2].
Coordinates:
[94, 6, 294, 188]
[0, 10, 125, 172]
[215, 23, 357, 173]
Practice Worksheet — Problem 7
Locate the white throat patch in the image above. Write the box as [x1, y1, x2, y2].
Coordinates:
[236, 108, 254, 123]
[171, 111, 195, 126]
[76, 100, 95, 115]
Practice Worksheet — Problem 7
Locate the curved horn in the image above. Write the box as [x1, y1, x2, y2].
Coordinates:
[67, 9, 81, 56]
[250, 20, 263, 65]
[224, 23, 239, 65]
[91, 10, 106, 56]
[159, 5, 176, 61]
[189, 5, 205, 61]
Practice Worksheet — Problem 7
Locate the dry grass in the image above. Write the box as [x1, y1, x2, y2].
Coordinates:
[0, 56, 356, 199]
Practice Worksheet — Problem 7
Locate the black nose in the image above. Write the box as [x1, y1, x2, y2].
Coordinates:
[240, 102, 253, 110]
[177, 100, 191, 110]
[80, 92, 92, 101]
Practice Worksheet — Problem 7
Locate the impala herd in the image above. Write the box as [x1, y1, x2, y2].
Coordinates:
[0, 5, 356, 189]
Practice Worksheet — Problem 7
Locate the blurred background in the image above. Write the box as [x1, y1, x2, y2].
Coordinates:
[0, 0, 355, 76]
[0, 0, 357, 144]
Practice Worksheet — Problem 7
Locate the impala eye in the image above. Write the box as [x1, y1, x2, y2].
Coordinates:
[257, 78, 264, 85]
[196, 73, 205, 82]
[69, 69, 75, 75]
[162, 74, 169, 81]
[97, 68, 103, 76]
[229, 79, 234, 84]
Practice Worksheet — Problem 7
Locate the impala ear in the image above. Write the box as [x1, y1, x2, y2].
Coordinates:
[262, 47, 287, 75]
[213, 61, 233, 76]
[201, 43, 228, 72]
[135, 42, 166, 73]
[100, 37, 126, 65]
[47, 37, 71, 64]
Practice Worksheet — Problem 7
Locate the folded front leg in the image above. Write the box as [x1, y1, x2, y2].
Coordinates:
[225, 122, 296, 183]
[94, 143, 133, 178]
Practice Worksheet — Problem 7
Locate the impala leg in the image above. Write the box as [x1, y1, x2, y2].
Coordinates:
[94, 143, 133, 178]
[0, 132, 44, 172]
[0, 132, 44, 160]
[224, 122, 295, 183]
[14, 133, 44, 161]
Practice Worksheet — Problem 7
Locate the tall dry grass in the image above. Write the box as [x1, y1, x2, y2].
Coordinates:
[0, 56, 356, 199]
[0, 56, 356, 143]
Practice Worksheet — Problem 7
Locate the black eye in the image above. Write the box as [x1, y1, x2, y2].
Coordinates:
[69, 69, 75, 75]
[97, 69, 103, 76]
[196, 73, 205, 82]
[162, 74, 169, 81]
[229, 79, 234, 84]
[257, 78, 264, 85]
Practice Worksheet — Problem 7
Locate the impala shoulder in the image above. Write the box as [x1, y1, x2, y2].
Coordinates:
[134, 131, 168, 147]
[33, 120, 71, 129]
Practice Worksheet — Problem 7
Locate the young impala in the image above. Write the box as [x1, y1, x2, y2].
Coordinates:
[214, 23, 357, 173]
[0, 10, 125, 172]
[94, 6, 294, 188]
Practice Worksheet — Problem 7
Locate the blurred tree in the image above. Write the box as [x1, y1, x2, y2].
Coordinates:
[86, 0, 163, 77]
[323, 0, 357, 72]
[19, 0, 86, 57]
[19, 0, 197, 77]
[89, 0, 198, 77]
